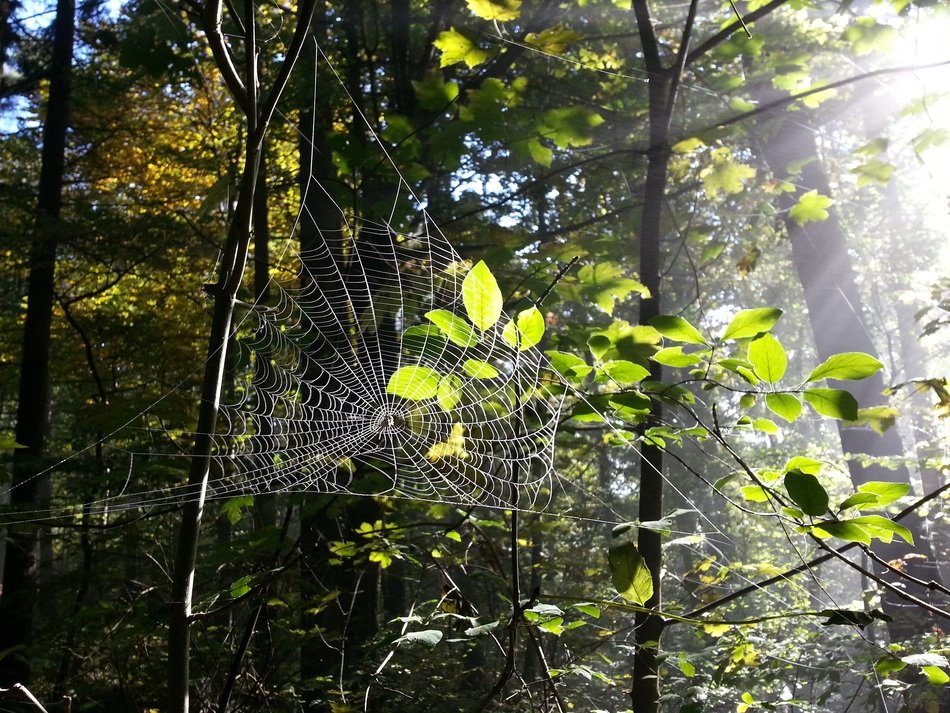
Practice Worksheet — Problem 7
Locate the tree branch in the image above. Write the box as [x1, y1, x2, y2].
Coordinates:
[201, 0, 249, 112]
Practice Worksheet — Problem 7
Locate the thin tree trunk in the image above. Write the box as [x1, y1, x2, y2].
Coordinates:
[167, 1, 316, 708]
[0, 0, 74, 686]
[628, 1, 698, 709]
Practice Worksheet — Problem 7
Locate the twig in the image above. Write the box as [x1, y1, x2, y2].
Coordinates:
[537, 256, 579, 307]
[0, 684, 51, 712]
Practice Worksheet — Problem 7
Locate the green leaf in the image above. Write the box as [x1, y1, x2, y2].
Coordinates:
[426, 309, 478, 347]
[221, 495, 254, 526]
[806, 352, 884, 382]
[607, 541, 654, 605]
[601, 360, 650, 385]
[411, 76, 459, 111]
[766, 393, 803, 423]
[0, 435, 27, 449]
[524, 25, 583, 54]
[701, 147, 756, 198]
[837, 492, 881, 511]
[846, 406, 898, 434]
[846, 515, 914, 545]
[434, 28, 489, 69]
[672, 137, 705, 153]
[502, 306, 545, 351]
[804, 388, 859, 420]
[741, 484, 769, 502]
[608, 391, 652, 416]
[785, 456, 823, 475]
[539, 107, 605, 149]
[402, 325, 446, 359]
[813, 520, 872, 544]
[462, 260, 504, 330]
[463, 359, 500, 379]
[394, 629, 444, 647]
[857, 481, 909, 506]
[521, 137, 553, 166]
[721, 308, 782, 341]
[546, 350, 591, 382]
[748, 333, 787, 383]
[575, 262, 648, 315]
[230, 575, 252, 599]
[875, 656, 908, 676]
[387, 366, 441, 400]
[784, 469, 829, 516]
[921, 666, 950, 685]
[437, 375, 464, 411]
[587, 334, 612, 361]
[466, 0, 520, 21]
[651, 346, 702, 368]
[852, 158, 895, 187]
[720, 358, 760, 385]
[649, 315, 706, 345]
[753, 418, 780, 434]
[572, 603, 601, 618]
[789, 189, 834, 226]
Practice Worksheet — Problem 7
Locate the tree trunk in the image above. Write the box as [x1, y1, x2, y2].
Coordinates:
[0, 0, 74, 687]
[628, 1, 699, 708]
[757, 111, 945, 638]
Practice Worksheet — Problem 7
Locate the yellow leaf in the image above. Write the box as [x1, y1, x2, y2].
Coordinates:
[466, 0, 521, 21]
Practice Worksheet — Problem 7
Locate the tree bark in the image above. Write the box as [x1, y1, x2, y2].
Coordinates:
[0, 0, 74, 687]
[167, 1, 316, 708]
[628, 1, 698, 708]
[757, 111, 945, 638]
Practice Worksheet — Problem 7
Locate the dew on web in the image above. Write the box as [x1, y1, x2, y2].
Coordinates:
[210, 208, 563, 511]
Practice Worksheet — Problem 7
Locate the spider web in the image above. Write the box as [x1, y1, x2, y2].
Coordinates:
[208, 196, 563, 511]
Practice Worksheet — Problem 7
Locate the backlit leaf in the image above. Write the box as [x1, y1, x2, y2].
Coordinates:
[387, 366, 441, 400]
[524, 25, 582, 54]
[601, 360, 650, 385]
[426, 309, 477, 347]
[434, 28, 489, 68]
[804, 388, 859, 420]
[437, 375, 464, 411]
[608, 541, 654, 605]
[539, 107, 605, 149]
[462, 260, 503, 330]
[651, 346, 702, 368]
[806, 352, 883, 382]
[789, 189, 833, 226]
[463, 359, 500, 379]
[722, 308, 783, 341]
[701, 147, 756, 198]
[502, 306, 545, 351]
[813, 520, 872, 545]
[921, 666, 950, 685]
[846, 515, 913, 545]
[466, 0, 520, 21]
[766, 393, 803, 423]
[649, 315, 706, 345]
[748, 333, 787, 383]
[857, 481, 909, 506]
